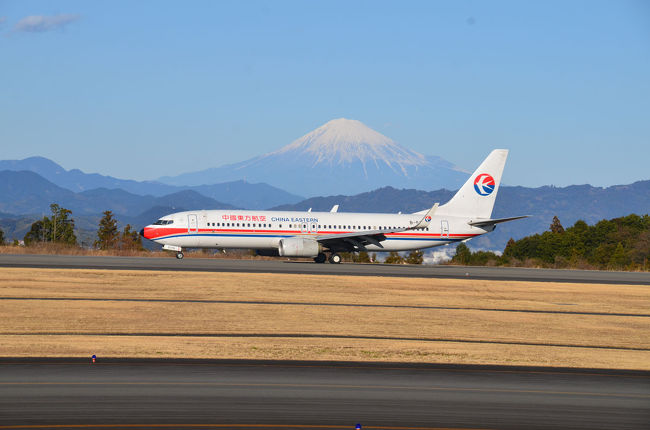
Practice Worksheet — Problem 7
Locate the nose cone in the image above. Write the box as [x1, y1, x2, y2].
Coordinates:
[139, 226, 152, 240]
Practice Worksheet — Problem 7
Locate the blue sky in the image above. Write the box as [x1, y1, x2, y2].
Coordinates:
[1, 0, 649, 187]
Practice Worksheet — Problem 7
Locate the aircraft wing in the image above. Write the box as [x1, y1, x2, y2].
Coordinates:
[468, 215, 530, 227]
[315, 206, 438, 253]
[316, 227, 407, 252]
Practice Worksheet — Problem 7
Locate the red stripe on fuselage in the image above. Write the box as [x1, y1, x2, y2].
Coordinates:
[144, 227, 480, 241]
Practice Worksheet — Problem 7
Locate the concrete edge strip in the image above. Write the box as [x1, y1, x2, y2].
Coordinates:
[0, 357, 648, 377]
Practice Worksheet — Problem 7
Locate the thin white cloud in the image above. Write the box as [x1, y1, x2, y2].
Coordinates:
[13, 14, 79, 33]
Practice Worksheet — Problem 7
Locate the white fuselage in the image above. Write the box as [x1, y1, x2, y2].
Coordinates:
[143, 209, 489, 252]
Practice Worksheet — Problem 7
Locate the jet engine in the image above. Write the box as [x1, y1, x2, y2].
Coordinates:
[278, 237, 320, 257]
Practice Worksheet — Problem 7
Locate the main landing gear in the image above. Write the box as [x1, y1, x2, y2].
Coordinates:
[328, 253, 342, 264]
[313, 253, 327, 264]
[313, 252, 342, 264]
[176, 252, 184, 259]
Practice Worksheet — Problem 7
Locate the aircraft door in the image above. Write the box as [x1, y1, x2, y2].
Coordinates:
[188, 214, 198, 234]
[441, 220, 449, 238]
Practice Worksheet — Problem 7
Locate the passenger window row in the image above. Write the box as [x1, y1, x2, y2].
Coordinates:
[199, 222, 430, 231]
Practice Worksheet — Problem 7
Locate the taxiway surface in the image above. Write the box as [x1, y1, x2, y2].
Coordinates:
[0, 360, 648, 430]
[1, 253, 649, 284]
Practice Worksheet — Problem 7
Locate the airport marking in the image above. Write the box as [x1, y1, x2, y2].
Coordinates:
[1, 381, 648, 399]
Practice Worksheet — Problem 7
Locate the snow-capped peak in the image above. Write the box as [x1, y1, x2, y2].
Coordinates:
[269, 118, 428, 168]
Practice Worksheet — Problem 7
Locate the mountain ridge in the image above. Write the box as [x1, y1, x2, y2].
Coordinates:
[0, 157, 302, 209]
[158, 118, 469, 196]
[0, 170, 236, 217]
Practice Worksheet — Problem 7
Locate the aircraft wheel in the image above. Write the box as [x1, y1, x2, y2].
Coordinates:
[328, 253, 342, 264]
[176, 252, 184, 260]
[313, 253, 327, 264]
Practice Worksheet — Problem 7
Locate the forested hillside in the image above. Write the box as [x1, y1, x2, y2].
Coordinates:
[452, 214, 650, 270]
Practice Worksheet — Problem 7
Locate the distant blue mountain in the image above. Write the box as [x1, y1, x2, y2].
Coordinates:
[0, 156, 163, 194]
[159, 119, 468, 197]
[0, 170, 236, 216]
[0, 156, 303, 209]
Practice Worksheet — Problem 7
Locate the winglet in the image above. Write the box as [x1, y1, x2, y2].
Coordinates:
[330, 204, 339, 213]
[411, 203, 438, 229]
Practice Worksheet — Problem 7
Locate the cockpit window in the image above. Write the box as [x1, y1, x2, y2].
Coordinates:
[153, 219, 173, 225]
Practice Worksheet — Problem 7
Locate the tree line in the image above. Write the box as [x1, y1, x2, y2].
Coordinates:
[1, 203, 426, 263]
[0, 204, 144, 251]
[337, 250, 424, 264]
[452, 214, 649, 271]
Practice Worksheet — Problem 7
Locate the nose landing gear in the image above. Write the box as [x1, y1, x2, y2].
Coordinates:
[163, 244, 184, 260]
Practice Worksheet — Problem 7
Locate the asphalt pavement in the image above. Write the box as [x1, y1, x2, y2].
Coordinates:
[1, 253, 649, 284]
[0, 360, 648, 430]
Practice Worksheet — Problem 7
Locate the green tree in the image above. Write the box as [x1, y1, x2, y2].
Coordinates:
[119, 224, 144, 251]
[469, 250, 502, 266]
[95, 211, 119, 250]
[384, 251, 404, 264]
[405, 250, 424, 264]
[593, 243, 615, 267]
[24, 204, 76, 246]
[608, 242, 627, 269]
[48, 204, 76, 245]
[452, 242, 472, 265]
[354, 251, 371, 263]
[630, 230, 650, 268]
[23, 219, 46, 245]
[549, 216, 565, 234]
[0, 227, 5, 245]
[502, 238, 517, 258]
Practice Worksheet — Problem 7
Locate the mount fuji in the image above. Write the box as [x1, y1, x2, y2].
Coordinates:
[159, 119, 469, 197]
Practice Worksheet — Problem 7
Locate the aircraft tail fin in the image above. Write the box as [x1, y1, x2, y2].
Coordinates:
[438, 149, 508, 219]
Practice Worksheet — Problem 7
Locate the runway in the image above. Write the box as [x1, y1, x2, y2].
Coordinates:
[0, 360, 648, 430]
[1, 253, 649, 284]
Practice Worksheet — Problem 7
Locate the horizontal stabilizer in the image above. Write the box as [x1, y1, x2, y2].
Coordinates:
[468, 215, 529, 227]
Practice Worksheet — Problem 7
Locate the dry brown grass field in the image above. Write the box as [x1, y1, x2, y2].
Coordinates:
[1, 268, 648, 369]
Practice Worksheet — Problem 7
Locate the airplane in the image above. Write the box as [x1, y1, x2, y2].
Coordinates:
[139, 149, 527, 263]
